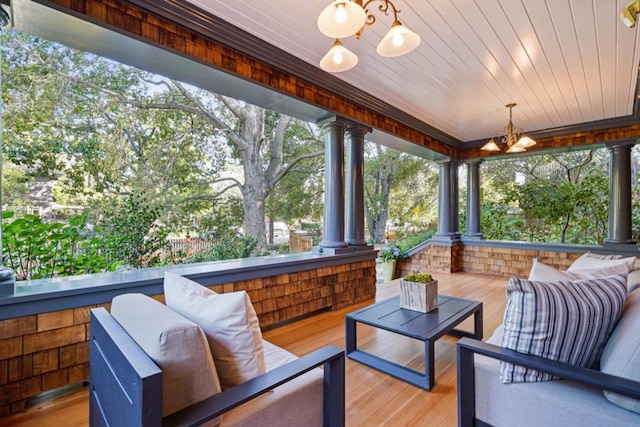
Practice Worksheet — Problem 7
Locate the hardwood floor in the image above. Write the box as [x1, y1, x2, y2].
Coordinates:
[0, 272, 509, 427]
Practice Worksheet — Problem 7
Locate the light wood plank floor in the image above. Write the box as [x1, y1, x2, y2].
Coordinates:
[0, 272, 509, 427]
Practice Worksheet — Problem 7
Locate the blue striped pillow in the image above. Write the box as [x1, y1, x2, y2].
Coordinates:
[500, 274, 627, 383]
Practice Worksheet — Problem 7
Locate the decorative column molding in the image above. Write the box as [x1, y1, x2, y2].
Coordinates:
[316, 118, 353, 254]
[345, 124, 373, 250]
[604, 142, 636, 248]
[463, 159, 484, 240]
[432, 159, 460, 244]
[450, 160, 460, 235]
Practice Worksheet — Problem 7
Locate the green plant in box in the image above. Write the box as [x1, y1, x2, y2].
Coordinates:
[403, 273, 434, 283]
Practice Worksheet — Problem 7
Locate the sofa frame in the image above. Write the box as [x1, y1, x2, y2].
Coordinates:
[457, 337, 640, 427]
[89, 307, 346, 426]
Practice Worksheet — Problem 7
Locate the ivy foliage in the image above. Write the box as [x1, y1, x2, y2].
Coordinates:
[2, 212, 109, 280]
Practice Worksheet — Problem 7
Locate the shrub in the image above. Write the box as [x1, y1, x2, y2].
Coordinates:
[184, 235, 260, 263]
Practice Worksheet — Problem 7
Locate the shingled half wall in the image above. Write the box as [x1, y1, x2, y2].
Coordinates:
[396, 241, 635, 279]
[0, 255, 376, 416]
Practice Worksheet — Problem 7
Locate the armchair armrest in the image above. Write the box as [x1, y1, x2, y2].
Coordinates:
[163, 345, 345, 427]
[457, 337, 640, 427]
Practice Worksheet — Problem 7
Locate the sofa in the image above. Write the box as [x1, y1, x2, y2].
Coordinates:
[457, 253, 640, 427]
[89, 272, 345, 426]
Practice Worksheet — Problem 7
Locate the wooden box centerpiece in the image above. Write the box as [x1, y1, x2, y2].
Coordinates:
[399, 273, 438, 313]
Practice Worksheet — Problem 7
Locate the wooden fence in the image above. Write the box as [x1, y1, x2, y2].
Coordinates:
[165, 238, 216, 257]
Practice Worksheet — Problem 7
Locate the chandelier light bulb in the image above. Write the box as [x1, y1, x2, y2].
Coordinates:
[320, 39, 358, 72]
[377, 21, 421, 57]
[317, 1, 366, 39]
[392, 33, 404, 48]
[335, 3, 347, 24]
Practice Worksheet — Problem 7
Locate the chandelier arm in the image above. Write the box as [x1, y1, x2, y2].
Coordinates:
[355, 0, 401, 39]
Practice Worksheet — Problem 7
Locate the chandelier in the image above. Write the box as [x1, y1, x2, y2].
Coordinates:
[481, 103, 536, 153]
[317, 0, 421, 72]
[621, 1, 640, 28]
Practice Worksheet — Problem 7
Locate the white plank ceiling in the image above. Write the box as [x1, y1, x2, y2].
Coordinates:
[185, 0, 640, 144]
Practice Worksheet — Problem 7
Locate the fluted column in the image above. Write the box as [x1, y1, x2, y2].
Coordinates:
[345, 124, 372, 249]
[450, 160, 460, 235]
[464, 159, 483, 240]
[605, 142, 636, 247]
[435, 159, 453, 237]
[318, 119, 350, 253]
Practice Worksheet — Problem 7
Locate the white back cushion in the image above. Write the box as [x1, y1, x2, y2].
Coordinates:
[601, 289, 640, 414]
[110, 293, 221, 420]
[568, 252, 635, 273]
[164, 272, 266, 389]
[529, 259, 632, 293]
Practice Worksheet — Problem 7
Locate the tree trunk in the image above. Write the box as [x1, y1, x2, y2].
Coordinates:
[240, 155, 268, 248]
[365, 148, 399, 244]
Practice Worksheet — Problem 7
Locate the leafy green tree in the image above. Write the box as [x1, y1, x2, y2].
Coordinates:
[365, 144, 401, 243]
[2, 31, 324, 249]
[2, 162, 32, 209]
[481, 149, 610, 244]
[387, 157, 438, 231]
[98, 193, 169, 269]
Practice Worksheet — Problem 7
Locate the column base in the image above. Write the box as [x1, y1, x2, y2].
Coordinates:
[312, 246, 356, 255]
[603, 240, 638, 251]
[430, 234, 462, 246]
[461, 234, 485, 243]
[349, 244, 374, 251]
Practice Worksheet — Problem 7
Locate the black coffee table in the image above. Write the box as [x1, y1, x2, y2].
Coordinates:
[345, 295, 482, 390]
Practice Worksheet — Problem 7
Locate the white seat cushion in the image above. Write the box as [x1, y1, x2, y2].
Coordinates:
[110, 293, 221, 422]
[220, 341, 324, 427]
[164, 272, 266, 389]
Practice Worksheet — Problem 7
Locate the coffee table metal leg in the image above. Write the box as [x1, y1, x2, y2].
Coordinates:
[345, 317, 356, 353]
[425, 339, 435, 390]
[473, 305, 483, 340]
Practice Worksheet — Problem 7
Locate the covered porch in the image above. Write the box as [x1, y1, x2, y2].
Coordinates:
[1, 0, 640, 424]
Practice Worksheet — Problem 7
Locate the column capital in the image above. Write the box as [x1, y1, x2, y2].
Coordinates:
[345, 123, 373, 136]
[464, 158, 484, 165]
[605, 141, 636, 150]
[435, 157, 454, 166]
[317, 115, 350, 128]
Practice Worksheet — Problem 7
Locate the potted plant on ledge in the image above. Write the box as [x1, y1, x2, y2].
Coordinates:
[379, 244, 403, 282]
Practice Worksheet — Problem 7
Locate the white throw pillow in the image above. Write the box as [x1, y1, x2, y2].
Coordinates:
[164, 272, 266, 389]
[529, 259, 632, 292]
[568, 252, 635, 273]
[500, 274, 627, 383]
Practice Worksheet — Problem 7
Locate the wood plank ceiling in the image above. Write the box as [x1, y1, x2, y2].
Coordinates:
[184, 0, 640, 146]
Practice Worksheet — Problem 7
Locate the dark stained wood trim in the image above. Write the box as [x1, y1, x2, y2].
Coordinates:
[464, 122, 640, 159]
[31, 0, 460, 157]
[26, 0, 640, 159]
[119, 0, 463, 148]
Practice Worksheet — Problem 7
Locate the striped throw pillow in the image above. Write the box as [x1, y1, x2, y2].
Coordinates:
[500, 274, 627, 383]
